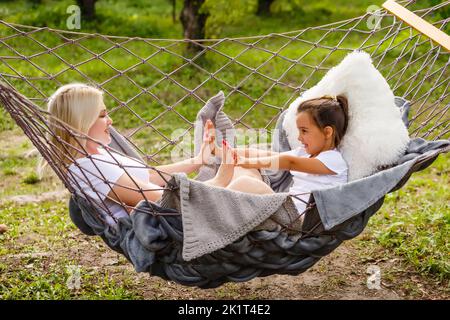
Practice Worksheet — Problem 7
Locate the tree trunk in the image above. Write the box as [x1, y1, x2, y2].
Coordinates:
[180, 0, 207, 53]
[171, 0, 177, 23]
[257, 0, 275, 16]
[76, 0, 97, 21]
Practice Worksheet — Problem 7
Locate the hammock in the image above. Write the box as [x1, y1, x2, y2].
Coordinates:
[0, 0, 449, 288]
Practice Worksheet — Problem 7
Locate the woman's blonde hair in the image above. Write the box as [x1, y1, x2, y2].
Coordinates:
[38, 83, 104, 176]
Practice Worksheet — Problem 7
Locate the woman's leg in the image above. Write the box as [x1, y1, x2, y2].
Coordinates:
[226, 176, 274, 194]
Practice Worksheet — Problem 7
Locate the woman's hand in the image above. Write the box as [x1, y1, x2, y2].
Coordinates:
[204, 119, 220, 156]
[196, 139, 214, 165]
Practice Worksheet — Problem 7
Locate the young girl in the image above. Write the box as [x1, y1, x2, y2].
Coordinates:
[230, 95, 349, 214]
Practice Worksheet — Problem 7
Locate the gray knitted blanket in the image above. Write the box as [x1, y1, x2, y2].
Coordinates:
[161, 174, 298, 261]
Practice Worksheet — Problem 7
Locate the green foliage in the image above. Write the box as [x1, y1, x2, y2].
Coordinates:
[22, 172, 40, 184]
[201, 0, 258, 38]
[270, 0, 305, 14]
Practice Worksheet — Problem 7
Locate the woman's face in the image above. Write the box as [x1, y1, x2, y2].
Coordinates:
[87, 102, 113, 147]
[296, 111, 331, 157]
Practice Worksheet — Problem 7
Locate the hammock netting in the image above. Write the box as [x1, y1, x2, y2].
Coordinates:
[0, 0, 448, 288]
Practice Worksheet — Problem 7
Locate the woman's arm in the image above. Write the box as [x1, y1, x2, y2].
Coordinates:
[237, 153, 336, 175]
[109, 173, 164, 208]
[149, 137, 214, 186]
[149, 157, 202, 186]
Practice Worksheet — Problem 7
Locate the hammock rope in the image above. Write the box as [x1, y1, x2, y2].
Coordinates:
[0, 1, 448, 146]
[0, 0, 448, 227]
[0, 0, 448, 287]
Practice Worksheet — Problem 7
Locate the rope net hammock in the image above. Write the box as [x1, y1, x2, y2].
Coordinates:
[0, 0, 448, 287]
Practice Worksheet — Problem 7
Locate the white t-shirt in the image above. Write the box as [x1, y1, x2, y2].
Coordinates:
[68, 148, 154, 226]
[284, 147, 348, 214]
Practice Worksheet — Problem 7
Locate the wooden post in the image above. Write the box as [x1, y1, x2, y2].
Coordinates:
[382, 0, 450, 52]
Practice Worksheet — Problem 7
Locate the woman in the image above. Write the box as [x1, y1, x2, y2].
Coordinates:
[43, 84, 270, 226]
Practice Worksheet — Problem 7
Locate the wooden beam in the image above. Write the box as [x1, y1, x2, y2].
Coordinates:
[382, 0, 450, 52]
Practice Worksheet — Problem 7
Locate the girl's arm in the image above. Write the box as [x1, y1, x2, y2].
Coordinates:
[237, 153, 336, 175]
[237, 147, 279, 158]
[215, 145, 279, 158]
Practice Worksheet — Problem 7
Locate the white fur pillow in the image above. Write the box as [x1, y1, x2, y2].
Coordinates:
[282, 51, 410, 181]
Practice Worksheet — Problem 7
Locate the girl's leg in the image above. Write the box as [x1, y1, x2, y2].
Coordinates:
[226, 176, 274, 194]
[203, 162, 234, 188]
[231, 166, 263, 181]
[203, 141, 235, 188]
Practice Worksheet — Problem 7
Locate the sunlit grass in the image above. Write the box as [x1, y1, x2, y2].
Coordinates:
[361, 153, 449, 281]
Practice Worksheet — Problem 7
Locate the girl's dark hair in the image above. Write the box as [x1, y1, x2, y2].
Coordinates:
[297, 95, 349, 147]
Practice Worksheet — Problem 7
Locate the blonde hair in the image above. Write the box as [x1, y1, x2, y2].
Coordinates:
[38, 83, 104, 176]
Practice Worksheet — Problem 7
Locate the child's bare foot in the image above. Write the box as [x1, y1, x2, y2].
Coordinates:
[0, 224, 8, 234]
[204, 139, 236, 187]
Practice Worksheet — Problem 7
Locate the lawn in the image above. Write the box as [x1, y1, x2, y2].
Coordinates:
[0, 0, 448, 299]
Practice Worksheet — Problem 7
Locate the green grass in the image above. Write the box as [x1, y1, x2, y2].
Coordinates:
[0, 129, 63, 198]
[0, 260, 140, 299]
[0, 200, 141, 299]
[0, 0, 448, 298]
[360, 153, 449, 281]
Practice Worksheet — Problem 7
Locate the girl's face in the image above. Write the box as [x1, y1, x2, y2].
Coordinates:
[296, 111, 333, 157]
[87, 102, 113, 148]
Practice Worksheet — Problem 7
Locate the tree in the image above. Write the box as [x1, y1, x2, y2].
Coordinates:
[256, 0, 275, 16]
[76, 0, 97, 21]
[180, 0, 208, 52]
[168, 0, 177, 22]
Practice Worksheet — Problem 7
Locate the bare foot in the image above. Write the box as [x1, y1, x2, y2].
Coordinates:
[204, 140, 236, 188]
[0, 224, 8, 234]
